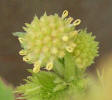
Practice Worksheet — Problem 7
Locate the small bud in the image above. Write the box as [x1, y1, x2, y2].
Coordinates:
[62, 10, 68, 18]
[73, 19, 81, 26]
[19, 50, 27, 55]
[62, 36, 69, 42]
[33, 61, 41, 73]
[66, 17, 73, 23]
[23, 56, 30, 62]
[33, 66, 40, 73]
[46, 62, 53, 70]
[18, 38, 24, 43]
[66, 46, 74, 53]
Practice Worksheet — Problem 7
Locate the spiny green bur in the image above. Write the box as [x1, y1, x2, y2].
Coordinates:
[73, 29, 99, 69]
[14, 10, 99, 100]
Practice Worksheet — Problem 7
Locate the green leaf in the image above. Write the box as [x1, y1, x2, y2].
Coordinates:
[0, 79, 14, 100]
[53, 59, 64, 77]
[64, 52, 76, 82]
[37, 71, 57, 88]
[53, 82, 67, 92]
[53, 77, 64, 84]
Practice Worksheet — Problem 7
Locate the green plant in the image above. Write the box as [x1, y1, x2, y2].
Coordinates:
[13, 10, 99, 100]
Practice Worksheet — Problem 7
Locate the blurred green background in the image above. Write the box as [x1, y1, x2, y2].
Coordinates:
[0, 0, 112, 86]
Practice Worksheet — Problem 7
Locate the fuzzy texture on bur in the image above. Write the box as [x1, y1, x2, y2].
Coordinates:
[13, 11, 81, 72]
[73, 29, 99, 69]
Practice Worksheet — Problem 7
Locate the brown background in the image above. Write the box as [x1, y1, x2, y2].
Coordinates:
[0, 0, 112, 86]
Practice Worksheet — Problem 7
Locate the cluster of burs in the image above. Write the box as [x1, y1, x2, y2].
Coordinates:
[14, 10, 99, 100]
